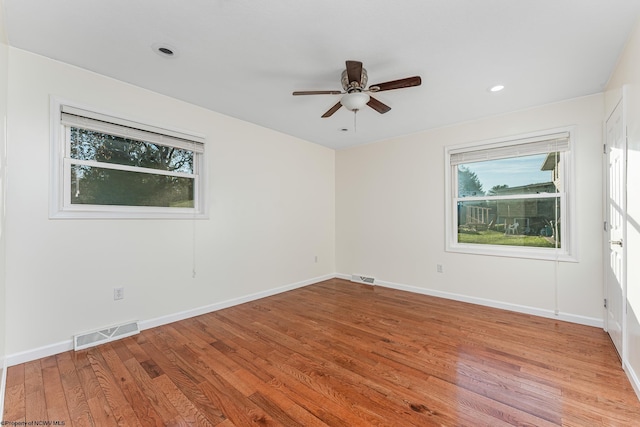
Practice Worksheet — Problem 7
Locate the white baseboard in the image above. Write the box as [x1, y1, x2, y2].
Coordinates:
[5, 340, 74, 367]
[625, 360, 640, 401]
[336, 273, 603, 328]
[5, 273, 336, 367]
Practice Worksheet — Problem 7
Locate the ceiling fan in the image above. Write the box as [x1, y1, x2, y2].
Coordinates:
[293, 60, 422, 118]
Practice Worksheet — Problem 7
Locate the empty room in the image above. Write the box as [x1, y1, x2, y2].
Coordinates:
[2, 1, 640, 425]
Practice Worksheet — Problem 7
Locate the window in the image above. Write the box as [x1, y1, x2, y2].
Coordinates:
[445, 129, 575, 261]
[51, 101, 206, 219]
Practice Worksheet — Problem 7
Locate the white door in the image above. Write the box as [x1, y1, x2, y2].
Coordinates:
[605, 99, 626, 360]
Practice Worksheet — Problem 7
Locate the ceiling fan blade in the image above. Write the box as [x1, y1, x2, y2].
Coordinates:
[369, 76, 422, 92]
[293, 90, 342, 95]
[346, 60, 363, 86]
[367, 97, 391, 114]
[322, 102, 343, 118]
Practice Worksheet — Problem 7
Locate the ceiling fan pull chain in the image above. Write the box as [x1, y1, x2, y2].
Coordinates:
[354, 110, 357, 133]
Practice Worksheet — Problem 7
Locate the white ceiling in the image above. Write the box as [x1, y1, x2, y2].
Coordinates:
[3, 0, 640, 150]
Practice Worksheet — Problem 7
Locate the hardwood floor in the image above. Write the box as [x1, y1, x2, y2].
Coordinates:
[4, 278, 640, 426]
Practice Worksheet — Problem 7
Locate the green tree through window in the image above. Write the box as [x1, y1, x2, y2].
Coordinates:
[457, 166, 484, 197]
[70, 129, 195, 207]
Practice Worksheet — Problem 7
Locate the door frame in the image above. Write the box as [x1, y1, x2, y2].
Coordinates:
[603, 93, 628, 365]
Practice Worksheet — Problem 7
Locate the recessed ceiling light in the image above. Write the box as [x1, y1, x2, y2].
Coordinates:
[152, 43, 178, 58]
[489, 84, 505, 92]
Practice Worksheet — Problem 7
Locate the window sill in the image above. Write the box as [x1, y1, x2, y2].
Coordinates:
[49, 207, 208, 220]
[446, 242, 577, 262]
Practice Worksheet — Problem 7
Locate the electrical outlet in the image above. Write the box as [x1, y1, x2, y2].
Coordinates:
[114, 287, 124, 300]
[315, 255, 318, 263]
[437, 264, 443, 273]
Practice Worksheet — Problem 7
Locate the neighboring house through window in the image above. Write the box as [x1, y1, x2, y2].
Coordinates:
[51, 100, 206, 219]
[445, 129, 575, 261]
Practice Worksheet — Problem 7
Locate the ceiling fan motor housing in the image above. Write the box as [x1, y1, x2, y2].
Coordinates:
[342, 68, 367, 92]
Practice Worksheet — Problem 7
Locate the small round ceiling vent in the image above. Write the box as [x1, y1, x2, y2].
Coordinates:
[152, 43, 178, 58]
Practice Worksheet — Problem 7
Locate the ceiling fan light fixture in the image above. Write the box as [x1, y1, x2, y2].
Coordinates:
[340, 92, 370, 111]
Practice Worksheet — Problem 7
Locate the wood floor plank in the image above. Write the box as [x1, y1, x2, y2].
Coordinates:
[4, 278, 640, 426]
[197, 380, 276, 426]
[56, 351, 94, 426]
[171, 321, 244, 377]
[3, 364, 26, 423]
[24, 360, 48, 422]
[3, 383, 25, 423]
[152, 325, 277, 425]
[98, 342, 166, 427]
[209, 330, 373, 425]
[72, 350, 119, 427]
[41, 356, 73, 425]
[122, 356, 188, 426]
[239, 371, 328, 427]
[138, 336, 227, 425]
[166, 326, 256, 398]
[152, 374, 217, 427]
[248, 321, 422, 425]
[123, 335, 153, 363]
[5, 363, 24, 388]
[86, 348, 144, 427]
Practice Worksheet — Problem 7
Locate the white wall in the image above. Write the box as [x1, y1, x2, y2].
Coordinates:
[607, 16, 640, 397]
[336, 94, 604, 323]
[4, 48, 335, 357]
[0, 5, 9, 412]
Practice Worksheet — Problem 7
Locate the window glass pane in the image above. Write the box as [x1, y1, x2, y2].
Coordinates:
[71, 165, 194, 207]
[70, 128, 194, 173]
[457, 197, 561, 248]
[458, 153, 559, 197]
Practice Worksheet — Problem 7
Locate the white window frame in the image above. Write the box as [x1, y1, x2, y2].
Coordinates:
[444, 127, 577, 262]
[50, 98, 208, 219]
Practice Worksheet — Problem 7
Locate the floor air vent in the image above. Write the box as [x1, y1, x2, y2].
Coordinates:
[74, 320, 140, 351]
[351, 274, 375, 285]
